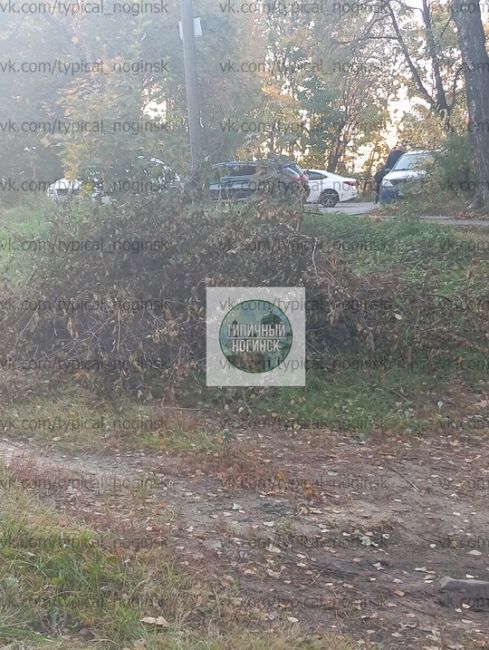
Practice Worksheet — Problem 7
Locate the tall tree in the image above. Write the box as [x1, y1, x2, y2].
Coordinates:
[451, 0, 489, 207]
[385, 0, 461, 117]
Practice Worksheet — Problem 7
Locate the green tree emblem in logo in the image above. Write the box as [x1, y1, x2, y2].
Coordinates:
[219, 300, 293, 373]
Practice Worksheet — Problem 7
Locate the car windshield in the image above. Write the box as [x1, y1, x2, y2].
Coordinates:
[393, 153, 430, 171]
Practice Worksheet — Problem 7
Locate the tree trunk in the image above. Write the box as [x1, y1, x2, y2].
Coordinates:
[452, 0, 489, 208]
[422, 0, 449, 114]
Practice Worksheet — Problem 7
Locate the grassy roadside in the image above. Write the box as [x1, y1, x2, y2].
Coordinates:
[0, 207, 488, 450]
[5, 357, 489, 453]
[0, 203, 55, 282]
[201, 214, 489, 435]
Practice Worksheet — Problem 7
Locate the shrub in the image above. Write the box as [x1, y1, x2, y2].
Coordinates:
[1, 197, 488, 395]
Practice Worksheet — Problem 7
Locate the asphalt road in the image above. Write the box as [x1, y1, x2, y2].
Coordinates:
[308, 201, 489, 227]
[309, 201, 376, 216]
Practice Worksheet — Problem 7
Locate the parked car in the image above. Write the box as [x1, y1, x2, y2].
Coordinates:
[47, 157, 180, 203]
[380, 151, 432, 203]
[46, 178, 83, 201]
[47, 175, 112, 203]
[209, 160, 310, 202]
[305, 169, 358, 207]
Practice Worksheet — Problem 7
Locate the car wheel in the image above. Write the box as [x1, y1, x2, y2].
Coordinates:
[320, 189, 339, 207]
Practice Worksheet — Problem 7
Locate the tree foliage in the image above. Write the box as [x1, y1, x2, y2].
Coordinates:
[0, 0, 487, 197]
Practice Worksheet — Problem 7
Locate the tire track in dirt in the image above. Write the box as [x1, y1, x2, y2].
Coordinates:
[1, 429, 489, 649]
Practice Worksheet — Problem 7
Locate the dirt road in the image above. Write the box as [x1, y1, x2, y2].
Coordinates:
[2, 418, 489, 649]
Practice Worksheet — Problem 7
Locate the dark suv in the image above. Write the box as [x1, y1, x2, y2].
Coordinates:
[209, 160, 310, 202]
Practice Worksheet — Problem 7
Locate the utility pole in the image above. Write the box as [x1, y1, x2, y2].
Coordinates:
[181, 0, 202, 177]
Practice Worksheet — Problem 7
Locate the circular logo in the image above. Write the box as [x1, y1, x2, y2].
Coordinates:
[219, 300, 293, 373]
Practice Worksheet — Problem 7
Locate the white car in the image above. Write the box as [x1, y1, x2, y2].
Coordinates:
[46, 178, 83, 201]
[380, 151, 432, 203]
[47, 177, 114, 203]
[47, 158, 180, 203]
[305, 169, 358, 207]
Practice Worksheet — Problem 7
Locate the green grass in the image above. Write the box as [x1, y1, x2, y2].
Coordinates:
[4, 361, 484, 447]
[0, 373, 224, 453]
[199, 351, 489, 436]
[0, 200, 116, 282]
[0, 471, 154, 647]
[241, 368, 441, 434]
[0, 467, 198, 645]
[301, 213, 484, 277]
[0, 464, 364, 650]
[0, 380, 115, 451]
[0, 203, 52, 281]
